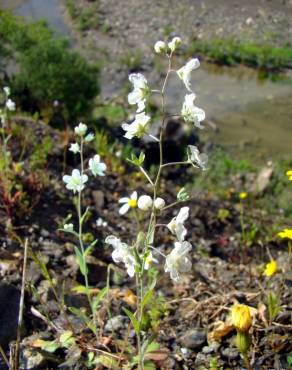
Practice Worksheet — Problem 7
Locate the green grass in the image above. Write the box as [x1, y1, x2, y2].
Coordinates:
[65, 0, 100, 31]
[93, 103, 125, 125]
[192, 147, 292, 218]
[186, 38, 292, 70]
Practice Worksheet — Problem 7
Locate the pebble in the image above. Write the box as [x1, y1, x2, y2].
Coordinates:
[179, 328, 207, 349]
[202, 341, 220, 354]
[222, 347, 239, 360]
[104, 315, 127, 332]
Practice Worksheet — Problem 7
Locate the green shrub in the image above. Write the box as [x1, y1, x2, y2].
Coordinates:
[0, 10, 100, 122]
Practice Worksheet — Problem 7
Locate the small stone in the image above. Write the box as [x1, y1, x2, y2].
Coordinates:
[222, 347, 239, 360]
[105, 315, 127, 332]
[179, 329, 207, 349]
[92, 190, 105, 211]
[202, 342, 220, 354]
[40, 229, 50, 238]
[20, 348, 46, 370]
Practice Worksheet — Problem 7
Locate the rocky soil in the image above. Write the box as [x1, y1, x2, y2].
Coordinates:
[63, 0, 292, 99]
[0, 120, 291, 369]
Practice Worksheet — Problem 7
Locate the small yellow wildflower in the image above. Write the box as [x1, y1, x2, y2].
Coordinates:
[286, 170, 292, 181]
[277, 228, 292, 241]
[231, 304, 252, 332]
[264, 259, 277, 277]
[239, 192, 248, 200]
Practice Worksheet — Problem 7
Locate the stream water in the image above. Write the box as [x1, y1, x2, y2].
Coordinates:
[1, 0, 291, 162]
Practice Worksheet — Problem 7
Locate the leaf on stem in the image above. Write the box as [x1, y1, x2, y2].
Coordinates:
[122, 307, 140, 334]
[74, 246, 88, 276]
[92, 287, 108, 311]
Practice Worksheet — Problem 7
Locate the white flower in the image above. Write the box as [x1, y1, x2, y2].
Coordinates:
[154, 40, 167, 53]
[69, 142, 80, 154]
[177, 58, 200, 92]
[168, 37, 182, 52]
[96, 217, 108, 227]
[6, 99, 16, 111]
[167, 207, 189, 241]
[128, 73, 149, 113]
[3, 87, 10, 96]
[85, 133, 95, 142]
[74, 122, 87, 136]
[187, 145, 208, 170]
[165, 241, 192, 282]
[89, 154, 106, 176]
[64, 223, 74, 231]
[138, 195, 153, 211]
[181, 93, 205, 129]
[63, 169, 88, 193]
[105, 235, 136, 277]
[154, 197, 165, 210]
[144, 251, 158, 270]
[122, 112, 150, 140]
[119, 191, 138, 215]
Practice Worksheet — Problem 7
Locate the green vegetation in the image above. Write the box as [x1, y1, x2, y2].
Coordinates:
[119, 50, 142, 71]
[65, 0, 100, 31]
[186, 38, 292, 70]
[0, 10, 100, 122]
[93, 102, 126, 125]
[193, 147, 292, 217]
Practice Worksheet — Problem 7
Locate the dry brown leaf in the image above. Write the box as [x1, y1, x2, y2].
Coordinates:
[208, 319, 234, 342]
[257, 302, 268, 326]
[117, 288, 137, 306]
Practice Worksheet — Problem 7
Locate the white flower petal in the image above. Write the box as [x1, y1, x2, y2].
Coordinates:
[119, 203, 130, 215]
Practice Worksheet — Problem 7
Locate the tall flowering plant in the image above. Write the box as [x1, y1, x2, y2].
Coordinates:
[62, 123, 107, 333]
[104, 38, 208, 368]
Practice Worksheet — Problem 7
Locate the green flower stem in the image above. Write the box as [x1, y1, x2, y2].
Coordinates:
[134, 52, 174, 370]
[77, 137, 96, 330]
[160, 160, 190, 168]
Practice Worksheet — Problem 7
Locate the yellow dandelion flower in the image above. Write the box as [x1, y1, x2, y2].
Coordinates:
[231, 304, 252, 332]
[286, 170, 292, 181]
[264, 259, 277, 277]
[239, 192, 248, 200]
[277, 228, 292, 241]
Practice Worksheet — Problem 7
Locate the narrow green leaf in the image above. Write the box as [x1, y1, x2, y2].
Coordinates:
[68, 307, 90, 325]
[92, 287, 108, 311]
[123, 307, 140, 334]
[141, 290, 153, 309]
[84, 239, 98, 257]
[80, 206, 90, 226]
[71, 284, 90, 295]
[74, 246, 88, 276]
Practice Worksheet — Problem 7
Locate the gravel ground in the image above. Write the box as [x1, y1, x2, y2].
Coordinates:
[64, 0, 292, 99]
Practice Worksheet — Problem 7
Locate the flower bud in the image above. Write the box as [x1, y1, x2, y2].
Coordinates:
[137, 195, 153, 211]
[64, 223, 74, 231]
[168, 37, 182, 52]
[154, 40, 167, 53]
[236, 331, 251, 354]
[231, 304, 252, 332]
[154, 197, 165, 210]
[74, 122, 87, 136]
